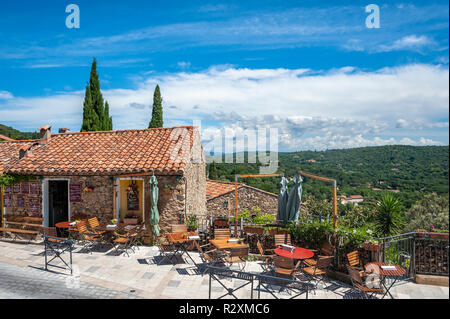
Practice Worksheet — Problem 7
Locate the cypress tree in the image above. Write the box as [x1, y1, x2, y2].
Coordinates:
[104, 101, 113, 130]
[81, 58, 112, 131]
[208, 161, 218, 180]
[148, 84, 163, 128]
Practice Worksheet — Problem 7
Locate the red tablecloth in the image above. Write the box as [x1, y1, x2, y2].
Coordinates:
[274, 246, 314, 259]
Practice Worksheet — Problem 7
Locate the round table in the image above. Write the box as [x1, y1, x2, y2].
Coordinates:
[55, 221, 73, 229]
[364, 262, 406, 299]
[274, 246, 314, 260]
[55, 221, 75, 237]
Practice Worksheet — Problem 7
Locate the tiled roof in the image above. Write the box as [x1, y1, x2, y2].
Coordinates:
[8, 126, 200, 176]
[0, 140, 38, 174]
[206, 179, 277, 200]
[206, 180, 242, 200]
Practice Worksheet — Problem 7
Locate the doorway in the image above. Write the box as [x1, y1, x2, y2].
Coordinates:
[48, 180, 69, 227]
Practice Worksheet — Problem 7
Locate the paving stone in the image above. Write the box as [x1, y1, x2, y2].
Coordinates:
[141, 272, 154, 279]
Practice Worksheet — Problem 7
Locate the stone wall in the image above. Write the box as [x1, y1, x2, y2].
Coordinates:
[2, 179, 42, 218]
[69, 176, 114, 223]
[206, 185, 278, 217]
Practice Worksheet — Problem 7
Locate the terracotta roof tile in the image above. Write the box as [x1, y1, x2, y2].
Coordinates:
[7, 126, 200, 176]
[206, 180, 243, 200]
[0, 140, 38, 174]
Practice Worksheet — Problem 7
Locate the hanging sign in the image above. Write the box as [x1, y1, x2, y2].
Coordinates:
[29, 198, 40, 213]
[4, 195, 11, 207]
[69, 184, 82, 202]
[29, 182, 39, 194]
[17, 195, 25, 207]
[127, 186, 140, 211]
[13, 184, 20, 194]
[21, 182, 29, 194]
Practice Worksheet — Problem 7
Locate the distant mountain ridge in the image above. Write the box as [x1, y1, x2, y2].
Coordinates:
[0, 124, 39, 140]
[207, 145, 449, 208]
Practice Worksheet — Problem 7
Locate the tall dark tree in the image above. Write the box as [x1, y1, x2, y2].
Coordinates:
[208, 161, 218, 180]
[81, 58, 113, 131]
[148, 84, 163, 128]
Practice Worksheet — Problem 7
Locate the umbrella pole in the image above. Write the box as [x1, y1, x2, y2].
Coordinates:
[234, 180, 238, 237]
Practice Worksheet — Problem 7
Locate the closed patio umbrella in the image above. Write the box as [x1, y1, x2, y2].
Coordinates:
[277, 177, 289, 224]
[149, 175, 160, 236]
[285, 174, 303, 223]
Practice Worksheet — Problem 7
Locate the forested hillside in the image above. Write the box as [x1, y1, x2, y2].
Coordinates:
[0, 124, 39, 140]
[207, 145, 449, 208]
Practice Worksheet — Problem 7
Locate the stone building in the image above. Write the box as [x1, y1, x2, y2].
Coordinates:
[206, 180, 278, 217]
[0, 125, 206, 235]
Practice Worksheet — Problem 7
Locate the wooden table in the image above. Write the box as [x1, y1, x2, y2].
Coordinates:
[55, 221, 76, 237]
[167, 232, 199, 264]
[365, 262, 406, 299]
[209, 239, 247, 250]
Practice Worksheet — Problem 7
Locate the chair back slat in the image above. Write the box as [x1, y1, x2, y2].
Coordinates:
[77, 222, 88, 234]
[274, 255, 294, 269]
[256, 240, 264, 255]
[316, 256, 334, 269]
[347, 251, 361, 267]
[346, 265, 363, 285]
[171, 224, 187, 233]
[274, 233, 291, 246]
[42, 226, 57, 237]
[88, 217, 100, 229]
[321, 242, 335, 256]
[214, 228, 230, 240]
[229, 247, 249, 258]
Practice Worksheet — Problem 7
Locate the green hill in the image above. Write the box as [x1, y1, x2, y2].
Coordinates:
[207, 145, 449, 208]
[0, 124, 39, 140]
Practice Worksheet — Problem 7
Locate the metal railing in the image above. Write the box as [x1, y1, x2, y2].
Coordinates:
[206, 265, 312, 299]
[43, 235, 74, 275]
[376, 232, 449, 278]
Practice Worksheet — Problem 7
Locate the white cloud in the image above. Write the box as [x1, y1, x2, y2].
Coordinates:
[0, 91, 13, 100]
[378, 35, 435, 52]
[0, 64, 448, 149]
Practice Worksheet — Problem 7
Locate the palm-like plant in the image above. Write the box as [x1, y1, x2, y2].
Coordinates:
[375, 193, 404, 237]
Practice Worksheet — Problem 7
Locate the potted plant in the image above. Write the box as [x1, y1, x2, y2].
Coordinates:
[123, 213, 139, 225]
[185, 215, 198, 232]
[162, 184, 174, 195]
[364, 239, 381, 252]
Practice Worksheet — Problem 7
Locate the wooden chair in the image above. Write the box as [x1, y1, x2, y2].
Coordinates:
[256, 240, 275, 270]
[194, 240, 224, 274]
[113, 231, 134, 257]
[214, 228, 231, 240]
[128, 224, 145, 250]
[87, 217, 106, 236]
[267, 233, 292, 253]
[68, 220, 87, 242]
[153, 234, 179, 265]
[301, 256, 334, 290]
[171, 224, 188, 233]
[42, 227, 61, 243]
[224, 246, 249, 270]
[347, 265, 383, 299]
[304, 241, 335, 267]
[347, 250, 366, 276]
[75, 222, 102, 253]
[273, 255, 302, 278]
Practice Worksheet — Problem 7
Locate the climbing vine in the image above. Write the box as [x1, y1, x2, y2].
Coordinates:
[0, 174, 37, 186]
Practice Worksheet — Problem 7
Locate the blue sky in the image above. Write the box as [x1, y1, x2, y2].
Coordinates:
[0, 0, 448, 151]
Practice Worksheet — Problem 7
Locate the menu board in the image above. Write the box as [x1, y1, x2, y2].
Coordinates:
[17, 195, 25, 207]
[29, 182, 39, 194]
[69, 184, 82, 202]
[29, 198, 40, 213]
[3, 195, 11, 207]
[4, 186, 11, 194]
[127, 188, 140, 210]
[20, 182, 29, 194]
[13, 184, 20, 194]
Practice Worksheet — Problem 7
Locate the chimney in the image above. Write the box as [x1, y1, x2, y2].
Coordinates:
[39, 125, 51, 144]
[59, 128, 71, 134]
[19, 145, 30, 159]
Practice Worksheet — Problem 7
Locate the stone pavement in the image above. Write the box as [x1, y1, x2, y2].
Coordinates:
[0, 240, 448, 299]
